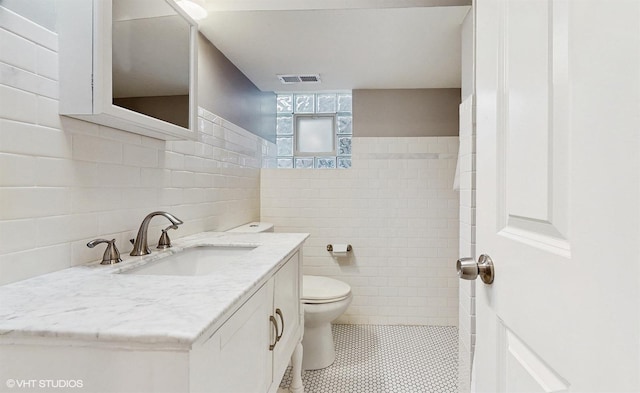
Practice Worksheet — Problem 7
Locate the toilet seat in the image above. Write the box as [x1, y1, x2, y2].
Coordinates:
[302, 275, 351, 304]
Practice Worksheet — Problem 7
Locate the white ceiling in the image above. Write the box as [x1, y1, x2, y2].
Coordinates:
[197, 1, 471, 92]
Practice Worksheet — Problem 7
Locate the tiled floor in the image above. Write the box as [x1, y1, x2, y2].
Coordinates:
[280, 324, 458, 393]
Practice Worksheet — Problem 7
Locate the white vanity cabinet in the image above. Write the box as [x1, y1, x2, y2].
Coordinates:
[0, 248, 304, 393]
[190, 251, 303, 393]
[190, 281, 273, 392]
[271, 253, 302, 385]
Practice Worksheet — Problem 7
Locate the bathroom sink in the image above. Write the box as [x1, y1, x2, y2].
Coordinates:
[123, 245, 256, 276]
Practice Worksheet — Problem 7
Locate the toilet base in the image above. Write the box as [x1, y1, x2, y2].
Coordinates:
[302, 322, 335, 370]
[300, 280, 352, 371]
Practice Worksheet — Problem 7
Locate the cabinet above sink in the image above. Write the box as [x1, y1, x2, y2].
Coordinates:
[58, 0, 199, 140]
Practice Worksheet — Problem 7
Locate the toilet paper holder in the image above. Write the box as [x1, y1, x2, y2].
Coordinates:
[326, 244, 352, 252]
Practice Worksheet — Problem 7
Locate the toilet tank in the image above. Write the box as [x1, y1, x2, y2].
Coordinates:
[227, 222, 274, 233]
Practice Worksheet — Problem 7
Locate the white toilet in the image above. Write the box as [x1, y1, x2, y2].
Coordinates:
[227, 222, 352, 370]
[301, 275, 352, 370]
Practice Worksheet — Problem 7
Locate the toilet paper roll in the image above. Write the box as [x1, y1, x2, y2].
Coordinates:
[332, 244, 349, 254]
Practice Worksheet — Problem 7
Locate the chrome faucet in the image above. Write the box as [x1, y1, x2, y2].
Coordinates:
[130, 211, 183, 256]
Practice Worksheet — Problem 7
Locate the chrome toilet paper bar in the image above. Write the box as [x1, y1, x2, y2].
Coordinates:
[326, 244, 352, 252]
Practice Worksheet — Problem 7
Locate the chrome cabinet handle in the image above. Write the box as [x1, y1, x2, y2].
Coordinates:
[456, 254, 495, 284]
[269, 315, 279, 351]
[275, 308, 284, 342]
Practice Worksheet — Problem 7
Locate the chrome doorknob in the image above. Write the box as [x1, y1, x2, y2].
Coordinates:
[456, 254, 495, 284]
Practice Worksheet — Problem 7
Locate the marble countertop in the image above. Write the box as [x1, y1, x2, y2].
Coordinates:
[0, 232, 308, 349]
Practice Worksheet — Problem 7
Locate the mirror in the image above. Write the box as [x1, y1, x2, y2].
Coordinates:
[58, 0, 197, 140]
[112, 0, 191, 129]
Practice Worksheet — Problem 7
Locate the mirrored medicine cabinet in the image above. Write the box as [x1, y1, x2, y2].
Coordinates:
[58, 0, 198, 140]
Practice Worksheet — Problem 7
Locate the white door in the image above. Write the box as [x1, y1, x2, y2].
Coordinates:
[473, 0, 640, 392]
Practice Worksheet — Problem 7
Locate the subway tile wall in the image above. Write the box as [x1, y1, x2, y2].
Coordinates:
[0, 7, 275, 285]
[261, 137, 460, 326]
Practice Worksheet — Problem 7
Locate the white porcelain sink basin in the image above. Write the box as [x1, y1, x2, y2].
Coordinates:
[124, 245, 256, 276]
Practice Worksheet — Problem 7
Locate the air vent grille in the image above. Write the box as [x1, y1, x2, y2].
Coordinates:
[299, 75, 320, 82]
[277, 74, 321, 84]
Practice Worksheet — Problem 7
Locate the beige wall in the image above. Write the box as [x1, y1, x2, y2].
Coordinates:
[353, 89, 460, 137]
[198, 34, 276, 142]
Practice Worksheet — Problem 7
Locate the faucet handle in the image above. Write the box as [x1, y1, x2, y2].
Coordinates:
[157, 225, 178, 249]
[87, 239, 122, 265]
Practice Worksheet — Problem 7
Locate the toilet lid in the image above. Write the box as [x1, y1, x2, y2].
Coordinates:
[302, 275, 351, 302]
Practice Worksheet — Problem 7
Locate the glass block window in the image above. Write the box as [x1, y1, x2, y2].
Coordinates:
[277, 94, 293, 113]
[316, 93, 337, 113]
[276, 92, 352, 169]
[277, 158, 293, 168]
[295, 116, 335, 155]
[276, 137, 293, 157]
[277, 115, 293, 135]
[337, 94, 352, 112]
[337, 115, 352, 134]
[295, 157, 314, 169]
[294, 94, 315, 113]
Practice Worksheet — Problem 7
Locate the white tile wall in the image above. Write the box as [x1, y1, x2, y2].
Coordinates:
[0, 7, 275, 285]
[458, 96, 476, 392]
[261, 137, 460, 326]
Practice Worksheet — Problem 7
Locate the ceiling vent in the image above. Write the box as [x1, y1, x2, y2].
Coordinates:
[277, 74, 321, 84]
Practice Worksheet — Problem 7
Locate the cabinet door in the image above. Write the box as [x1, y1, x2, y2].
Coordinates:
[58, 0, 198, 141]
[272, 252, 301, 381]
[190, 281, 273, 393]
